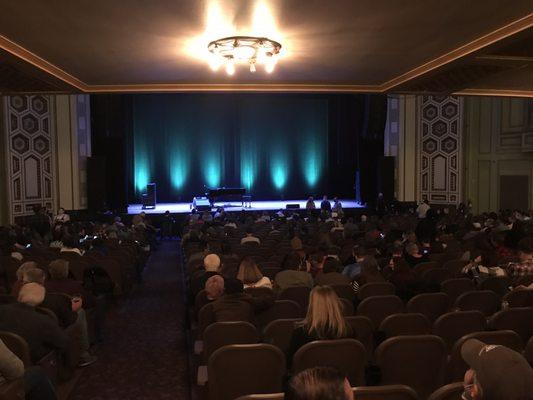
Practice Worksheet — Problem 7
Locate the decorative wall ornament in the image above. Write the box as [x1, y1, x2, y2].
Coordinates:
[418, 95, 463, 204]
[4, 95, 56, 220]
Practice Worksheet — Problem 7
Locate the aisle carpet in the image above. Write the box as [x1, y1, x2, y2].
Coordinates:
[69, 241, 190, 399]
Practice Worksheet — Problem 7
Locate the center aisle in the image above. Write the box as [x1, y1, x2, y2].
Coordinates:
[69, 241, 190, 399]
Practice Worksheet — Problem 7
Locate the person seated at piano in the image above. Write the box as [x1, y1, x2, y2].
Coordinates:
[306, 196, 316, 210]
[241, 226, 261, 245]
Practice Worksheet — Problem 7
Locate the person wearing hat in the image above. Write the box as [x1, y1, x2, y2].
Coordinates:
[461, 338, 533, 400]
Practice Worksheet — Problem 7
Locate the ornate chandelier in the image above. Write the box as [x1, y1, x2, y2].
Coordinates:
[207, 36, 282, 75]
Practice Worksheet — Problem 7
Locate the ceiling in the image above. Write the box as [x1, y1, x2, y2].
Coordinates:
[0, 0, 532, 95]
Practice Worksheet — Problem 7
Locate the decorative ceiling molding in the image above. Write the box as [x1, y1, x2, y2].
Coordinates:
[0, 13, 532, 96]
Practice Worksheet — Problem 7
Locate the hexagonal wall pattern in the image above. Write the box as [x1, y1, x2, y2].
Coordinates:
[5, 95, 56, 220]
[418, 96, 463, 205]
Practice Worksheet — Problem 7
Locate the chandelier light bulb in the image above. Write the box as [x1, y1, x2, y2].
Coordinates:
[225, 59, 235, 75]
[209, 56, 222, 71]
[265, 58, 276, 74]
[249, 62, 256, 73]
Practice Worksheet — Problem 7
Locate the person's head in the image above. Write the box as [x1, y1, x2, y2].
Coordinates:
[236, 257, 264, 284]
[352, 245, 366, 262]
[203, 253, 221, 272]
[286, 366, 354, 400]
[517, 237, 533, 262]
[360, 214, 367, 222]
[304, 286, 348, 339]
[205, 275, 224, 300]
[322, 257, 341, 274]
[291, 236, 304, 252]
[16, 261, 38, 281]
[18, 282, 45, 307]
[22, 268, 46, 285]
[461, 339, 533, 400]
[405, 242, 419, 256]
[57, 207, 65, 215]
[323, 195, 328, 201]
[48, 259, 69, 279]
[283, 252, 304, 271]
[308, 196, 314, 202]
[245, 226, 254, 236]
[360, 256, 381, 277]
[62, 235, 79, 249]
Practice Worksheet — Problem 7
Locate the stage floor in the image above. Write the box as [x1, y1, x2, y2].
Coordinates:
[127, 199, 363, 215]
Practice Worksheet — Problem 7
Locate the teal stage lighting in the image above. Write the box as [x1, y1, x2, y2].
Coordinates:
[240, 137, 258, 190]
[301, 131, 324, 188]
[270, 149, 288, 190]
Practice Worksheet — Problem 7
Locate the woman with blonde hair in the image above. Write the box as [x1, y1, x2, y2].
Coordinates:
[287, 286, 352, 362]
[236, 257, 272, 289]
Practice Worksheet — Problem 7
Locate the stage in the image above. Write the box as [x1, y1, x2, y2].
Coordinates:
[127, 199, 364, 215]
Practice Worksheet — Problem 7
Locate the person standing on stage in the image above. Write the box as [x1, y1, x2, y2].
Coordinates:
[306, 196, 316, 210]
[320, 195, 331, 216]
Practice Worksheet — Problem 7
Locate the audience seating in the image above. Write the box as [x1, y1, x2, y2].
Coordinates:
[440, 278, 474, 304]
[357, 282, 395, 300]
[379, 313, 431, 337]
[203, 321, 259, 362]
[278, 287, 311, 315]
[453, 290, 500, 316]
[406, 293, 449, 323]
[502, 288, 533, 308]
[447, 330, 524, 381]
[412, 262, 439, 277]
[478, 276, 512, 297]
[525, 336, 533, 367]
[352, 385, 419, 400]
[345, 316, 374, 359]
[235, 395, 284, 400]
[245, 287, 275, 298]
[197, 302, 215, 340]
[488, 307, 533, 343]
[376, 335, 447, 399]
[263, 319, 300, 354]
[331, 284, 355, 301]
[432, 311, 486, 351]
[426, 382, 463, 400]
[421, 268, 450, 287]
[292, 339, 367, 386]
[208, 344, 285, 400]
[256, 300, 301, 329]
[340, 297, 354, 316]
[357, 295, 404, 329]
[442, 260, 467, 277]
[0, 331, 31, 366]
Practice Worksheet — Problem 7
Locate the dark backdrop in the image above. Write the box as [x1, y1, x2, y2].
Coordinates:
[90, 93, 386, 210]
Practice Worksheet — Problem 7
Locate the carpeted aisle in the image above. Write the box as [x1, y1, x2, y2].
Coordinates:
[69, 241, 190, 400]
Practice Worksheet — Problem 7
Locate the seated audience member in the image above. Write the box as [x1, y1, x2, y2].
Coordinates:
[286, 366, 354, 400]
[306, 196, 316, 210]
[275, 253, 314, 292]
[461, 339, 533, 400]
[342, 246, 366, 279]
[190, 254, 221, 298]
[0, 283, 68, 362]
[404, 242, 429, 268]
[287, 286, 352, 362]
[506, 237, 533, 280]
[0, 338, 58, 400]
[10, 261, 39, 297]
[205, 275, 225, 301]
[240, 227, 261, 245]
[45, 259, 91, 305]
[53, 207, 70, 225]
[236, 257, 272, 289]
[388, 257, 416, 301]
[352, 256, 385, 292]
[211, 278, 273, 323]
[60, 235, 83, 256]
[315, 257, 350, 286]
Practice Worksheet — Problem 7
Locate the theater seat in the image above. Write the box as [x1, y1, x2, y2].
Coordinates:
[525, 336, 533, 367]
[203, 321, 259, 362]
[263, 318, 301, 354]
[345, 316, 374, 359]
[0, 378, 24, 400]
[447, 330, 524, 382]
[427, 382, 463, 400]
[440, 278, 474, 304]
[208, 344, 285, 400]
[357, 295, 404, 329]
[292, 339, 367, 386]
[235, 395, 284, 400]
[432, 311, 486, 351]
[278, 287, 311, 315]
[376, 335, 447, 399]
[406, 293, 450, 323]
[413, 261, 439, 277]
[379, 313, 431, 338]
[503, 289, 533, 308]
[352, 385, 419, 400]
[488, 307, 533, 343]
[256, 300, 301, 329]
[357, 282, 395, 300]
[331, 284, 356, 302]
[453, 290, 500, 316]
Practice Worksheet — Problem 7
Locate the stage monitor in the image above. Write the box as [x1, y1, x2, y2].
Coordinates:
[286, 204, 300, 209]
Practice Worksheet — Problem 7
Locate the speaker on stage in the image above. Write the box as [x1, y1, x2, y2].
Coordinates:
[142, 183, 156, 209]
[377, 156, 395, 202]
[286, 204, 300, 209]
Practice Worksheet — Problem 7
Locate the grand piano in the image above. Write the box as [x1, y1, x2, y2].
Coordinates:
[206, 187, 246, 205]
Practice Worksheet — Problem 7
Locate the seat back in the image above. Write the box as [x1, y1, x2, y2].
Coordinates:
[406, 293, 450, 323]
[379, 313, 431, 338]
[503, 289, 533, 308]
[263, 319, 301, 354]
[345, 316, 374, 359]
[448, 330, 524, 382]
[203, 322, 259, 362]
[525, 336, 533, 367]
[197, 302, 215, 340]
[0, 331, 31, 367]
[376, 335, 447, 399]
[35, 307, 59, 325]
[245, 287, 275, 298]
[421, 268, 450, 288]
[340, 297, 354, 316]
[256, 300, 301, 329]
[454, 290, 500, 316]
[331, 284, 355, 301]
[478, 276, 512, 297]
[440, 279, 474, 304]
[488, 307, 533, 343]
[358, 282, 395, 300]
[427, 382, 464, 400]
[442, 260, 468, 277]
[278, 287, 311, 313]
[208, 344, 285, 400]
[432, 311, 486, 351]
[412, 262, 439, 277]
[352, 385, 419, 400]
[357, 295, 404, 329]
[0, 378, 24, 400]
[194, 290, 210, 315]
[292, 339, 367, 386]
[235, 395, 284, 400]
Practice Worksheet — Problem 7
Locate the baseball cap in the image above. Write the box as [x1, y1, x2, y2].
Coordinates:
[461, 339, 533, 400]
